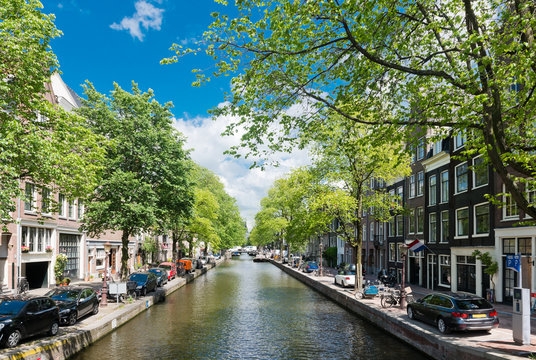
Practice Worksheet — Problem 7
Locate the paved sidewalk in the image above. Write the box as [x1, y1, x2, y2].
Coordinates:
[303, 264, 536, 358]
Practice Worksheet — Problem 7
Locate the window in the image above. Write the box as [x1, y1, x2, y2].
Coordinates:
[389, 243, 396, 261]
[388, 217, 395, 237]
[417, 207, 424, 234]
[378, 222, 384, 238]
[503, 187, 519, 219]
[440, 211, 449, 243]
[440, 171, 449, 203]
[456, 208, 469, 237]
[77, 200, 84, 219]
[429, 175, 437, 205]
[472, 156, 488, 188]
[474, 203, 490, 235]
[59, 194, 66, 217]
[409, 175, 415, 198]
[68, 200, 75, 219]
[41, 188, 51, 214]
[369, 222, 374, 242]
[397, 243, 404, 262]
[519, 237, 532, 255]
[24, 183, 36, 212]
[362, 224, 367, 242]
[396, 186, 403, 205]
[503, 238, 515, 254]
[417, 172, 424, 196]
[439, 255, 451, 286]
[417, 138, 426, 160]
[455, 131, 466, 149]
[396, 215, 403, 236]
[429, 213, 437, 243]
[434, 139, 442, 155]
[21, 226, 52, 253]
[455, 162, 468, 193]
[408, 209, 415, 234]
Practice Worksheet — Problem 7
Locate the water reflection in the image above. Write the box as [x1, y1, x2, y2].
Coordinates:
[72, 255, 430, 360]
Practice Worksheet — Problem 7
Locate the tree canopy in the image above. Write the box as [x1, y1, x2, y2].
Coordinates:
[0, 0, 106, 223]
[79, 82, 193, 278]
[164, 0, 536, 218]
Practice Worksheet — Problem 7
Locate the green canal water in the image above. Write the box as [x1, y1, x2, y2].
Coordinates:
[71, 255, 430, 360]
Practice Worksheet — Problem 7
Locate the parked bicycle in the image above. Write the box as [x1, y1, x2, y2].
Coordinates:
[17, 277, 29, 294]
[380, 287, 414, 308]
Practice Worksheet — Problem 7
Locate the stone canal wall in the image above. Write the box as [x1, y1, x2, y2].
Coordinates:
[0, 259, 225, 360]
[271, 261, 518, 360]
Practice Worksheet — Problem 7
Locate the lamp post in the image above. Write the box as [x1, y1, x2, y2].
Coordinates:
[100, 242, 112, 307]
[400, 245, 408, 309]
[319, 242, 323, 277]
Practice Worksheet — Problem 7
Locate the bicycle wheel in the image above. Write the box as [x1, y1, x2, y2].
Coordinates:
[382, 295, 396, 308]
[354, 291, 363, 300]
[380, 295, 389, 308]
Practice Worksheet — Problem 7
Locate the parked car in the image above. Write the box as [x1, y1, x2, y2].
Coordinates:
[300, 261, 319, 273]
[0, 295, 59, 348]
[407, 292, 499, 334]
[158, 262, 177, 280]
[148, 268, 168, 287]
[334, 264, 356, 287]
[128, 272, 158, 297]
[45, 287, 99, 326]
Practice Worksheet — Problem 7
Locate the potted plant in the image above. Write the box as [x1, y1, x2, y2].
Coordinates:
[54, 254, 68, 285]
[45, 246, 53, 253]
[21, 245, 29, 253]
[62, 277, 71, 286]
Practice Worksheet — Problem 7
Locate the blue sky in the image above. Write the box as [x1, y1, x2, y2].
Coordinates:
[43, 0, 310, 229]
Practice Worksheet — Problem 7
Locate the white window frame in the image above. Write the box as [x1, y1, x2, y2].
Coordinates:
[388, 217, 395, 237]
[429, 174, 437, 206]
[417, 207, 424, 234]
[502, 194, 519, 220]
[77, 199, 84, 220]
[473, 202, 490, 236]
[526, 184, 535, 219]
[408, 209, 415, 234]
[472, 155, 488, 189]
[24, 183, 37, 213]
[397, 186, 403, 205]
[41, 187, 52, 216]
[396, 215, 403, 237]
[389, 243, 396, 261]
[455, 207, 469, 238]
[439, 255, 451, 287]
[417, 171, 424, 197]
[440, 170, 449, 203]
[370, 222, 374, 242]
[429, 212, 437, 243]
[363, 224, 367, 242]
[68, 199, 76, 220]
[440, 210, 449, 243]
[455, 162, 468, 194]
[455, 131, 466, 150]
[59, 194, 67, 218]
[409, 174, 415, 198]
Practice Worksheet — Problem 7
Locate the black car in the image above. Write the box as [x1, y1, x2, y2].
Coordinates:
[128, 272, 158, 296]
[0, 295, 59, 348]
[148, 268, 168, 287]
[407, 292, 499, 334]
[45, 287, 99, 326]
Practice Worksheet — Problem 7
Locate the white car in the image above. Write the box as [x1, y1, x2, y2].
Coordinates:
[334, 264, 357, 287]
[334, 272, 355, 287]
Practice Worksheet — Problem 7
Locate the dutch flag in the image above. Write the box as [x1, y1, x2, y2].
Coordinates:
[407, 239, 426, 252]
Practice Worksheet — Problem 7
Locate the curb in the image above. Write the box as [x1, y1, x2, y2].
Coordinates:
[271, 260, 525, 360]
[0, 259, 225, 360]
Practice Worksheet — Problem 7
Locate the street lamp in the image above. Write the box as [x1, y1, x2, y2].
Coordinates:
[100, 241, 112, 307]
[319, 242, 323, 277]
[400, 244, 408, 309]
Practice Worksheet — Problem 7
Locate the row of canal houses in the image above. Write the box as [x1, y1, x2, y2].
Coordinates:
[0, 74, 177, 293]
[309, 131, 535, 305]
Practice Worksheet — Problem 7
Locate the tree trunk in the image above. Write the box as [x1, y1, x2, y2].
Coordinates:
[120, 230, 130, 280]
[172, 231, 178, 262]
[354, 193, 364, 292]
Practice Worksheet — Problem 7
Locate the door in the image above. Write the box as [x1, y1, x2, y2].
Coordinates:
[78, 289, 94, 317]
[24, 300, 43, 336]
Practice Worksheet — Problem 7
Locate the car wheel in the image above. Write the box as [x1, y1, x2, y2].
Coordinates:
[49, 321, 59, 336]
[92, 303, 99, 315]
[68, 312, 77, 326]
[334, 278, 337, 285]
[437, 317, 450, 334]
[407, 306, 415, 320]
[5, 329, 21, 348]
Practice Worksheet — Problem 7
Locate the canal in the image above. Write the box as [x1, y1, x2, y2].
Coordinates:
[72, 255, 430, 359]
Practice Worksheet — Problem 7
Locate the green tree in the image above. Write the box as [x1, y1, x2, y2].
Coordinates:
[250, 167, 327, 256]
[0, 0, 106, 223]
[164, 0, 536, 219]
[309, 119, 410, 290]
[79, 82, 192, 278]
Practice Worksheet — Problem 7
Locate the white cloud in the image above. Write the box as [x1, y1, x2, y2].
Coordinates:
[173, 113, 310, 230]
[110, 1, 164, 41]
